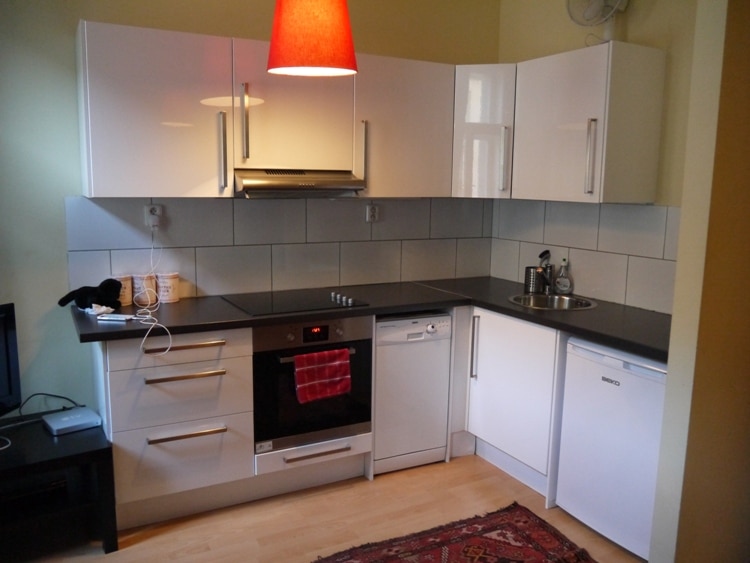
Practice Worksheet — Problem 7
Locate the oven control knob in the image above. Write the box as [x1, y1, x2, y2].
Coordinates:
[286, 332, 296, 342]
[335, 327, 344, 337]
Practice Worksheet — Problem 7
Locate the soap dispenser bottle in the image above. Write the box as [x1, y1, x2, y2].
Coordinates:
[555, 258, 573, 294]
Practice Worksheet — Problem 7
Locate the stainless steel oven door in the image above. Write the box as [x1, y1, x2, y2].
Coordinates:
[252, 335, 372, 454]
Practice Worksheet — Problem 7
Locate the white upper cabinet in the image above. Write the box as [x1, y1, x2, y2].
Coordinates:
[232, 39, 355, 172]
[354, 54, 455, 198]
[512, 41, 666, 203]
[77, 21, 233, 197]
[452, 64, 516, 199]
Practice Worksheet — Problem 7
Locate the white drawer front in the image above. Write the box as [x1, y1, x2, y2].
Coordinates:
[113, 412, 254, 504]
[109, 356, 252, 432]
[255, 433, 372, 475]
[107, 328, 253, 372]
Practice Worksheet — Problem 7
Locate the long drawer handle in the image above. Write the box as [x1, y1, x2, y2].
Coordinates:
[279, 347, 356, 364]
[144, 369, 227, 385]
[147, 425, 228, 445]
[283, 445, 352, 464]
[143, 339, 226, 355]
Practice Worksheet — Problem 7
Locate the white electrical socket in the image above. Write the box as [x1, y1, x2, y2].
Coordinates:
[366, 204, 379, 223]
[144, 204, 163, 228]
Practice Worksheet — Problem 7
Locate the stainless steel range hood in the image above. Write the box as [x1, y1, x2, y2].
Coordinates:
[235, 168, 365, 198]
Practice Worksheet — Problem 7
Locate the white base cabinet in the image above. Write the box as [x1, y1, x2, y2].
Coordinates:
[98, 328, 255, 507]
[512, 41, 665, 203]
[468, 308, 560, 476]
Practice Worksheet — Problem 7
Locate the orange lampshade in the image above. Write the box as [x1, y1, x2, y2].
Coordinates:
[267, 0, 357, 76]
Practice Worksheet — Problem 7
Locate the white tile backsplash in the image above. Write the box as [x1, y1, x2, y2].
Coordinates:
[401, 239, 457, 281]
[495, 199, 545, 242]
[598, 204, 668, 258]
[371, 199, 431, 240]
[430, 198, 485, 239]
[234, 199, 306, 245]
[340, 241, 401, 285]
[626, 256, 676, 314]
[456, 238, 491, 278]
[568, 248, 628, 303]
[196, 245, 272, 296]
[272, 243, 340, 291]
[152, 198, 234, 247]
[65, 197, 152, 251]
[306, 199, 371, 242]
[544, 202, 599, 250]
[64, 196, 678, 313]
[490, 238, 520, 280]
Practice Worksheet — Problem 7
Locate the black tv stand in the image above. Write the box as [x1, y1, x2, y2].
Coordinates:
[0, 414, 117, 558]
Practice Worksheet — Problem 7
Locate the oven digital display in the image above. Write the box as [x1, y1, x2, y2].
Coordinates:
[303, 325, 329, 343]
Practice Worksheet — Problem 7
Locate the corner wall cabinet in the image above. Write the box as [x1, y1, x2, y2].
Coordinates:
[77, 21, 233, 198]
[452, 64, 516, 199]
[512, 41, 666, 203]
[354, 53, 455, 198]
[232, 39, 355, 172]
[467, 308, 559, 476]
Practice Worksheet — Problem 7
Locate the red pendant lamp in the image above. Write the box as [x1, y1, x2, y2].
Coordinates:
[267, 0, 357, 76]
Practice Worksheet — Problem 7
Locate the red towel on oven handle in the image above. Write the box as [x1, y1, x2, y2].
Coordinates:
[293, 348, 352, 404]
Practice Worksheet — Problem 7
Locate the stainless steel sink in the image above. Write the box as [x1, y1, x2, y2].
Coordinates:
[509, 294, 597, 311]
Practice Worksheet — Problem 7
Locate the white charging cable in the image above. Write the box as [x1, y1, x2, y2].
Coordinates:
[135, 225, 172, 355]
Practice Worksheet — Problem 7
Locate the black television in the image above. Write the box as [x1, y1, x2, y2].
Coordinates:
[0, 303, 22, 417]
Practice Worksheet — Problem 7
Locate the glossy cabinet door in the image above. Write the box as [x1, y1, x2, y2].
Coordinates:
[233, 38, 355, 172]
[512, 41, 665, 203]
[452, 64, 516, 199]
[355, 53, 455, 197]
[467, 308, 558, 474]
[77, 21, 233, 197]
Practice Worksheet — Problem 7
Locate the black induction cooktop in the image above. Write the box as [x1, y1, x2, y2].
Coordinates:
[222, 288, 368, 317]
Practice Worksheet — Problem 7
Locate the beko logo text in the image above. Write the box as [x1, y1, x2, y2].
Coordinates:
[602, 376, 621, 386]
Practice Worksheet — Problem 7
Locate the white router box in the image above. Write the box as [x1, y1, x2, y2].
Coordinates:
[42, 406, 102, 436]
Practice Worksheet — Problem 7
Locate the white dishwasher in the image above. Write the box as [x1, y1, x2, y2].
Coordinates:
[556, 338, 667, 560]
[374, 314, 452, 475]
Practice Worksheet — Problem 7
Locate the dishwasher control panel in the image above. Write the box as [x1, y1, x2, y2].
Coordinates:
[376, 314, 452, 344]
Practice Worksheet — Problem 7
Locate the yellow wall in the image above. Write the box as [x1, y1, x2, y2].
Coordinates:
[675, 0, 750, 558]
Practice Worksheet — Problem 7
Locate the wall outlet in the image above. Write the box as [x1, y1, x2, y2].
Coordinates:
[366, 204, 379, 223]
[144, 204, 163, 228]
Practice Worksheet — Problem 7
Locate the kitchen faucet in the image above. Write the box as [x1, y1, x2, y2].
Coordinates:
[537, 250, 555, 295]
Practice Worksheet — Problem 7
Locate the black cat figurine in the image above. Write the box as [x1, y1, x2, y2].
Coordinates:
[58, 278, 122, 310]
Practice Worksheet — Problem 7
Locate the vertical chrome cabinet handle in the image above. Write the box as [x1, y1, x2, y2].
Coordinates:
[500, 125, 512, 193]
[584, 118, 598, 195]
[470, 315, 480, 379]
[241, 82, 250, 159]
[218, 111, 227, 190]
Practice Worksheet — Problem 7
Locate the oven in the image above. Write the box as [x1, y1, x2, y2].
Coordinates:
[252, 316, 373, 460]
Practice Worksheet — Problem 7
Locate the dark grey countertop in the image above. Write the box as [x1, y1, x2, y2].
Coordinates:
[69, 277, 670, 362]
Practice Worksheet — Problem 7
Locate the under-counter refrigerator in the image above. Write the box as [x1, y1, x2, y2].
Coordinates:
[556, 338, 667, 560]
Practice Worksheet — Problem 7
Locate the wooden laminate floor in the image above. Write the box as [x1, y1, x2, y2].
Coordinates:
[39, 455, 643, 562]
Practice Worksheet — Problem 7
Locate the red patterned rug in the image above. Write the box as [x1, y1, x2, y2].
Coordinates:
[314, 502, 596, 562]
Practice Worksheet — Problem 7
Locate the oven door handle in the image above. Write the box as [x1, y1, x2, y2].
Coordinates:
[283, 445, 352, 464]
[278, 346, 356, 364]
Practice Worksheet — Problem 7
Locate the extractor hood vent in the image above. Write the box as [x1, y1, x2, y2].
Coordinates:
[235, 168, 365, 198]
